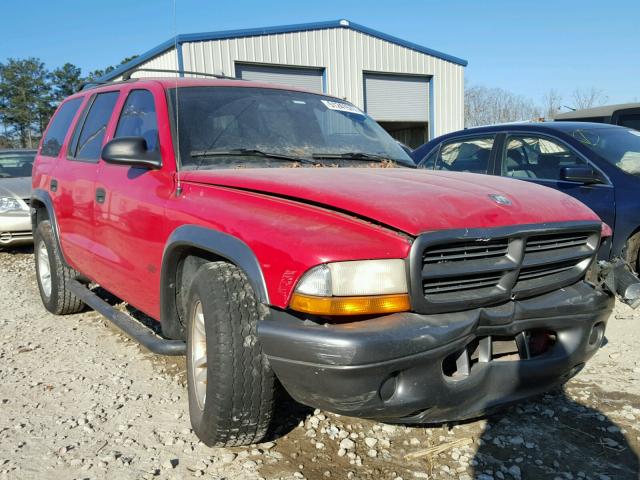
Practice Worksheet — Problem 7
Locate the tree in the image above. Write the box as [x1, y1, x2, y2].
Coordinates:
[571, 87, 608, 110]
[465, 84, 540, 128]
[542, 89, 563, 120]
[0, 58, 51, 148]
[50, 63, 83, 101]
[85, 55, 139, 82]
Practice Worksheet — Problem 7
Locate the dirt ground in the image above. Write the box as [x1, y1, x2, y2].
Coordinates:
[0, 246, 639, 480]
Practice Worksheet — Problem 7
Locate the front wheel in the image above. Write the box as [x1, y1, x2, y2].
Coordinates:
[186, 261, 275, 447]
[34, 220, 84, 315]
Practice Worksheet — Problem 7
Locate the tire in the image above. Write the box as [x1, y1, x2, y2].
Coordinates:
[186, 261, 275, 447]
[624, 231, 640, 273]
[34, 220, 84, 315]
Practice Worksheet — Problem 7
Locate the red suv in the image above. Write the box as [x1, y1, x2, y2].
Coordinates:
[31, 77, 614, 447]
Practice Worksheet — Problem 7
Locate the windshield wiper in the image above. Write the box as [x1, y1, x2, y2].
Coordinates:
[311, 151, 415, 167]
[189, 148, 317, 168]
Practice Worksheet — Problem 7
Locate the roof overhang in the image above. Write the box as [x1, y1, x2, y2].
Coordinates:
[98, 19, 468, 83]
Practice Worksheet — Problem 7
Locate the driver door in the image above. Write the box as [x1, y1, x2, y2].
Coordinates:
[498, 133, 615, 228]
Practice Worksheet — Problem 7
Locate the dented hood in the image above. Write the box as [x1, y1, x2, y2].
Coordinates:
[180, 168, 601, 236]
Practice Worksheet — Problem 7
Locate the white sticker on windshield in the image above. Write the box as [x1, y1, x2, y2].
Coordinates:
[292, 100, 306, 104]
[321, 99, 364, 115]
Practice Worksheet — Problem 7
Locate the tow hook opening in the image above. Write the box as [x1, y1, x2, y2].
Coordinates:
[443, 331, 557, 380]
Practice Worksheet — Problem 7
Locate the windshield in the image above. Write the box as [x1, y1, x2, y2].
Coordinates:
[570, 127, 640, 175]
[0, 152, 35, 178]
[168, 86, 414, 169]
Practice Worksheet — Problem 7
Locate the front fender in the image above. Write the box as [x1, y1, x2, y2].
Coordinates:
[159, 225, 269, 339]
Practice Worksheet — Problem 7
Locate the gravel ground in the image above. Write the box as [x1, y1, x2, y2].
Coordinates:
[0, 246, 639, 480]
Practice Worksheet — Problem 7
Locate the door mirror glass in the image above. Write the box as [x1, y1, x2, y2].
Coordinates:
[101, 137, 162, 169]
[559, 166, 603, 184]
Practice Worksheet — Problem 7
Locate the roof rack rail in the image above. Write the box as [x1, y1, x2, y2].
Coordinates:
[80, 81, 109, 91]
[122, 68, 240, 81]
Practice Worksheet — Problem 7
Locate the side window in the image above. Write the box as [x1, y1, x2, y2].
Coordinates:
[419, 146, 439, 169]
[69, 91, 119, 162]
[115, 90, 159, 151]
[435, 136, 494, 173]
[618, 114, 640, 131]
[40, 98, 83, 157]
[502, 135, 585, 180]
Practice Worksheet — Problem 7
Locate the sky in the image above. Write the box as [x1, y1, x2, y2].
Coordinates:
[1, 0, 638, 108]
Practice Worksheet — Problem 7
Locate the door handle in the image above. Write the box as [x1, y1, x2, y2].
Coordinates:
[50, 179, 58, 192]
[96, 188, 106, 204]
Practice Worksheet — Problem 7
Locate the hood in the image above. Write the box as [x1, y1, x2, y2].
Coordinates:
[180, 168, 600, 236]
[0, 177, 32, 201]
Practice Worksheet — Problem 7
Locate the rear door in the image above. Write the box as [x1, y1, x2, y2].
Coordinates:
[91, 85, 175, 318]
[497, 132, 615, 227]
[54, 91, 120, 275]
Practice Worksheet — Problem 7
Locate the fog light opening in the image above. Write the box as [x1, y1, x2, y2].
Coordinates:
[379, 372, 399, 402]
[589, 322, 605, 347]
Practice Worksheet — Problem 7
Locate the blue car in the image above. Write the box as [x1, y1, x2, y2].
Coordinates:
[411, 122, 640, 267]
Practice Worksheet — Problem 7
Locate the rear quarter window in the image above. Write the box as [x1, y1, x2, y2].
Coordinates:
[40, 98, 83, 157]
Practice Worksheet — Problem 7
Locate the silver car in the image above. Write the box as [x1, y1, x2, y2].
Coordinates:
[0, 149, 36, 247]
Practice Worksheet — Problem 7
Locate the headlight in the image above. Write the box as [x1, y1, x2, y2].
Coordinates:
[289, 259, 410, 316]
[0, 197, 23, 214]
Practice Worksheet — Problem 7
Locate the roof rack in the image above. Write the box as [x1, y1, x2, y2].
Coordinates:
[78, 68, 242, 92]
[122, 68, 240, 81]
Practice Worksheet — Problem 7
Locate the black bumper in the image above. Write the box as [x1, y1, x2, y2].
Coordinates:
[257, 281, 613, 423]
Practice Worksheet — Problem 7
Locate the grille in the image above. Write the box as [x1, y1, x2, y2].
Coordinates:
[423, 239, 508, 264]
[423, 272, 503, 295]
[22, 198, 30, 207]
[411, 223, 600, 314]
[525, 232, 589, 253]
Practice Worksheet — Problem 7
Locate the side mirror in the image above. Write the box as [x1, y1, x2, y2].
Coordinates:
[101, 137, 162, 169]
[560, 166, 603, 185]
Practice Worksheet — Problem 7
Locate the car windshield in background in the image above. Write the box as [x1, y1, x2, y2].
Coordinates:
[169, 86, 414, 169]
[0, 152, 35, 178]
[571, 127, 640, 175]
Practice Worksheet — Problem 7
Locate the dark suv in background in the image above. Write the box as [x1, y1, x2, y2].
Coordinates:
[555, 103, 640, 131]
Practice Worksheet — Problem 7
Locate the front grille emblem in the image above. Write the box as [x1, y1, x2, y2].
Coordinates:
[489, 194, 512, 206]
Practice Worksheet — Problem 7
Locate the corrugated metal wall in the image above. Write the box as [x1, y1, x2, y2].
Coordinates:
[112, 48, 179, 81]
[117, 27, 464, 137]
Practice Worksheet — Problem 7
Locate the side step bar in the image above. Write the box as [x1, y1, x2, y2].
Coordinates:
[68, 280, 186, 356]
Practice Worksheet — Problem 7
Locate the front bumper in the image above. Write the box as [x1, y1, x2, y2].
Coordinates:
[258, 281, 613, 423]
[0, 213, 32, 246]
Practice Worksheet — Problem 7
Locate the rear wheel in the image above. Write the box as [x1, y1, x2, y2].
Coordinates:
[186, 261, 275, 446]
[34, 220, 84, 315]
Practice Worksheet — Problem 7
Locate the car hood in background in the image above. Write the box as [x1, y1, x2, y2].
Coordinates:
[0, 176, 32, 200]
[180, 168, 601, 236]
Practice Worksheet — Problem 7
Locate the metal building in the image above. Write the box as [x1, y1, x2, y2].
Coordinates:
[99, 20, 467, 147]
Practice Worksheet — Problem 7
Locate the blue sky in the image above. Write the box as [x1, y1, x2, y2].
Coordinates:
[1, 0, 638, 106]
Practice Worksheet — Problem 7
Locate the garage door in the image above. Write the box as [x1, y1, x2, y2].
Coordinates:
[236, 64, 324, 93]
[363, 73, 429, 122]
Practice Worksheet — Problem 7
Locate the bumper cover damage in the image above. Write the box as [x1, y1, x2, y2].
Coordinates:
[258, 281, 613, 423]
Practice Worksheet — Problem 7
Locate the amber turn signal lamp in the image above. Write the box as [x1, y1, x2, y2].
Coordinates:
[289, 293, 411, 316]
